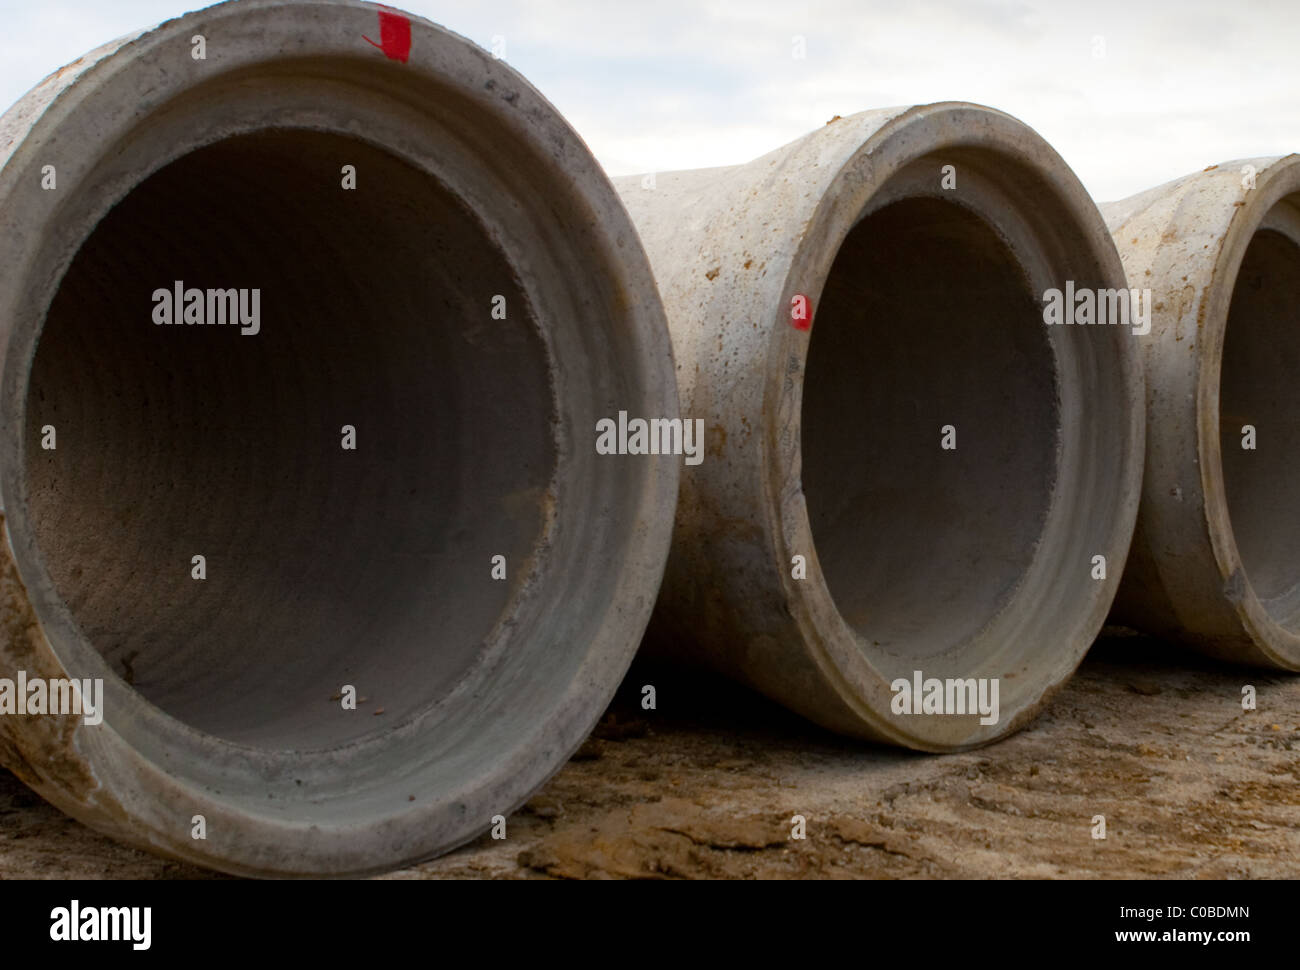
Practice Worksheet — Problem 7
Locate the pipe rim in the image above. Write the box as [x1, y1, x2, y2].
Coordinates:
[0, 0, 678, 875]
[765, 102, 1144, 750]
[1196, 155, 1300, 669]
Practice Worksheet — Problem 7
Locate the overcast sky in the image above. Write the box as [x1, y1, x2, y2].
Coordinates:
[1, 0, 1296, 201]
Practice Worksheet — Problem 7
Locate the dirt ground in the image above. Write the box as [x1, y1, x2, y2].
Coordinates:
[2, 630, 1298, 879]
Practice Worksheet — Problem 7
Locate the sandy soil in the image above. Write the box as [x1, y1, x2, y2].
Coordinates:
[2, 632, 1298, 879]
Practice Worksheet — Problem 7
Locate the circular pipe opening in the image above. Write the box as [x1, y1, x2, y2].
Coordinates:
[25, 129, 556, 750]
[780, 120, 1141, 748]
[1221, 197, 1300, 626]
[0, 2, 677, 874]
[803, 196, 1057, 657]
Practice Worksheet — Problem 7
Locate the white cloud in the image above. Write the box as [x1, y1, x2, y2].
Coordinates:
[0, 0, 1296, 200]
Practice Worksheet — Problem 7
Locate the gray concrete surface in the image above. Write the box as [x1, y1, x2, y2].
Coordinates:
[0, 0, 677, 877]
[1105, 158, 1300, 670]
[614, 104, 1145, 751]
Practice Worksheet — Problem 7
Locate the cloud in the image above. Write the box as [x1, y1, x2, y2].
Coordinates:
[0, 0, 1296, 199]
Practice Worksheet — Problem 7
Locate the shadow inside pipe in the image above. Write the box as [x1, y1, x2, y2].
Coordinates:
[24, 129, 556, 751]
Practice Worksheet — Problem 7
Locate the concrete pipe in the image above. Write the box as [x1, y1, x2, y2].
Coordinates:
[1104, 156, 1300, 669]
[616, 104, 1145, 751]
[0, 0, 678, 876]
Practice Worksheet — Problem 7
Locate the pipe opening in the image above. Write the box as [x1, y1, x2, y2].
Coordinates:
[1221, 201, 1300, 623]
[802, 195, 1058, 658]
[23, 129, 557, 750]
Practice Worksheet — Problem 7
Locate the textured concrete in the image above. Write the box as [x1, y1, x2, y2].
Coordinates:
[0, 0, 678, 876]
[616, 104, 1145, 751]
[1105, 157, 1300, 669]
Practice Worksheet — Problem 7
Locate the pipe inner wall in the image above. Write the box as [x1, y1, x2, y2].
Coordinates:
[1220, 197, 1300, 626]
[26, 129, 555, 750]
[804, 196, 1058, 657]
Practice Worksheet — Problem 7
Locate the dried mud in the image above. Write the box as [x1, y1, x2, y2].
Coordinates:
[2, 633, 1297, 880]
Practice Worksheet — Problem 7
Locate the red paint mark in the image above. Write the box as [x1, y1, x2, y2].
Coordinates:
[790, 293, 812, 330]
[363, 10, 412, 63]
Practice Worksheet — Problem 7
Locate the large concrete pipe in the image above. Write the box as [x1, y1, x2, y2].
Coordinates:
[0, 0, 678, 876]
[616, 104, 1145, 751]
[1105, 157, 1300, 669]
